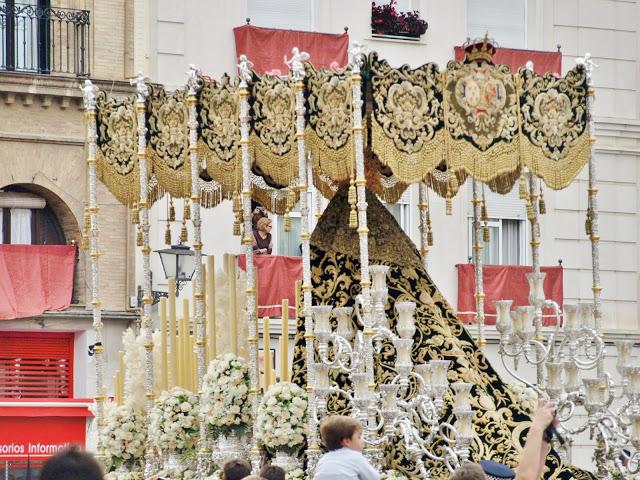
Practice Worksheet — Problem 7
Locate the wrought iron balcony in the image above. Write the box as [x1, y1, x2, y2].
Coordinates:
[0, 1, 90, 76]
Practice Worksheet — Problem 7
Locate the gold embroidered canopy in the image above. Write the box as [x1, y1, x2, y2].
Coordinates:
[93, 40, 589, 211]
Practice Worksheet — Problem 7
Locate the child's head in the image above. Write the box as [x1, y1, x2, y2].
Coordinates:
[320, 415, 364, 452]
[449, 463, 486, 480]
[259, 464, 286, 480]
[222, 458, 252, 480]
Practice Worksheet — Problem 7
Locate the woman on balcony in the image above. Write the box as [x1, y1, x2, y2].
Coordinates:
[253, 216, 273, 255]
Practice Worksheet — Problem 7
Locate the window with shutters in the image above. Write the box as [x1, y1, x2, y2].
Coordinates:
[247, 0, 313, 31]
[467, 182, 527, 265]
[0, 332, 74, 399]
[467, 0, 526, 49]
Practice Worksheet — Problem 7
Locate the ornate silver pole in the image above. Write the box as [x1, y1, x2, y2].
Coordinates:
[471, 180, 486, 347]
[81, 79, 106, 465]
[350, 42, 377, 450]
[285, 48, 321, 471]
[418, 182, 429, 269]
[237, 55, 261, 472]
[130, 72, 154, 475]
[187, 65, 209, 473]
[581, 53, 603, 377]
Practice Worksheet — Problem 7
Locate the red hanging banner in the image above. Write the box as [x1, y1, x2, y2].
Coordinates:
[456, 264, 563, 326]
[0, 245, 76, 320]
[237, 254, 302, 318]
[233, 24, 349, 75]
[454, 46, 562, 75]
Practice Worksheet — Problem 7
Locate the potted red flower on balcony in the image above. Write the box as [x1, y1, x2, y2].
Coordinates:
[371, 0, 428, 39]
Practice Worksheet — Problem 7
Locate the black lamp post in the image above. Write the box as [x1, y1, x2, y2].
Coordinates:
[137, 244, 199, 307]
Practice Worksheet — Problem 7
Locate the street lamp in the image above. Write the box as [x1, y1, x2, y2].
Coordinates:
[156, 244, 197, 289]
[137, 244, 199, 306]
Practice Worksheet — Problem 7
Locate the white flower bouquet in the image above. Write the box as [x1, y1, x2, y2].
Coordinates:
[101, 405, 147, 471]
[201, 353, 252, 439]
[256, 382, 308, 454]
[286, 467, 306, 480]
[150, 386, 200, 454]
[509, 381, 539, 413]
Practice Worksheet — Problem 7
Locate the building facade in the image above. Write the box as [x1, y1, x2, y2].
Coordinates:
[0, 0, 141, 472]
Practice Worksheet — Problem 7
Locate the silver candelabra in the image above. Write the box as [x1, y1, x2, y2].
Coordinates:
[494, 271, 640, 479]
[310, 265, 474, 477]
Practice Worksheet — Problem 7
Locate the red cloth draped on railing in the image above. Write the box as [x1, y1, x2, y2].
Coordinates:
[237, 254, 302, 317]
[233, 24, 349, 75]
[0, 245, 76, 320]
[456, 264, 563, 326]
[454, 46, 562, 75]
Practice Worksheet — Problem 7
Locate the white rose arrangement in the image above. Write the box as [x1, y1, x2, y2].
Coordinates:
[286, 467, 306, 480]
[201, 353, 252, 439]
[149, 386, 200, 454]
[509, 381, 539, 413]
[256, 382, 308, 454]
[101, 405, 147, 471]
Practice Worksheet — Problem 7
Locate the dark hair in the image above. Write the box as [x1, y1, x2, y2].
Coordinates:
[319, 415, 362, 451]
[259, 464, 286, 480]
[40, 447, 103, 480]
[449, 463, 486, 480]
[223, 458, 252, 480]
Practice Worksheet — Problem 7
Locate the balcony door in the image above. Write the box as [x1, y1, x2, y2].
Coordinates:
[1, 0, 50, 73]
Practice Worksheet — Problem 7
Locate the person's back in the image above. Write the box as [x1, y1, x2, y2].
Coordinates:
[313, 415, 379, 480]
[40, 447, 103, 480]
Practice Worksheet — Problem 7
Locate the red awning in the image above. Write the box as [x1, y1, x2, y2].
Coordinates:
[233, 24, 349, 75]
[237, 254, 302, 318]
[456, 264, 563, 326]
[0, 245, 76, 320]
[454, 46, 562, 75]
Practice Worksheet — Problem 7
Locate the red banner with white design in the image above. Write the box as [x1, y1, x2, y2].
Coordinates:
[456, 264, 563, 326]
[233, 24, 349, 76]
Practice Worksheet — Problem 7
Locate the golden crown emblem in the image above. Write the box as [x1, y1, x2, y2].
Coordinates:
[463, 33, 498, 64]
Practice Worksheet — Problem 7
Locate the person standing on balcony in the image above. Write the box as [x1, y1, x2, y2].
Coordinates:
[253, 217, 273, 255]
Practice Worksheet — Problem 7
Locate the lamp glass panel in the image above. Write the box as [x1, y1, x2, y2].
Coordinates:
[159, 251, 177, 279]
[177, 253, 196, 281]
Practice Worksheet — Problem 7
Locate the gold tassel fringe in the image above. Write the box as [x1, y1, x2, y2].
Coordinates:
[427, 228, 433, 246]
[445, 195, 452, 215]
[131, 203, 139, 225]
[180, 220, 188, 243]
[81, 233, 89, 250]
[136, 226, 143, 247]
[519, 173, 527, 200]
[183, 200, 191, 221]
[483, 224, 490, 242]
[169, 196, 176, 222]
[539, 190, 546, 215]
[283, 213, 291, 232]
[349, 207, 358, 229]
[287, 188, 296, 211]
[165, 221, 171, 245]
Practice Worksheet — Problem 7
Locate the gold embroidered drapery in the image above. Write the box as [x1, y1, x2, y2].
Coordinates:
[92, 44, 590, 209]
[147, 86, 191, 199]
[95, 92, 141, 207]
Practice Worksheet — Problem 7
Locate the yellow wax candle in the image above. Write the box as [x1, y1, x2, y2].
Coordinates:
[160, 297, 168, 391]
[228, 254, 238, 355]
[278, 336, 285, 384]
[294, 280, 301, 319]
[113, 374, 119, 405]
[182, 299, 191, 388]
[263, 317, 271, 390]
[271, 369, 277, 387]
[281, 299, 289, 382]
[190, 334, 196, 391]
[206, 255, 216, 362]
[118, 350, 125, 400]
[168, 277, 178, 387]
[201, 261, 207, 365]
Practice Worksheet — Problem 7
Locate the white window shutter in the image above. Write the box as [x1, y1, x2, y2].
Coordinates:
[248, 0, 313, 31]
[467, 0, 526, 49]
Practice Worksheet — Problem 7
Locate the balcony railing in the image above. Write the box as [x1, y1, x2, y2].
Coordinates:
[0, 1, 90, 76]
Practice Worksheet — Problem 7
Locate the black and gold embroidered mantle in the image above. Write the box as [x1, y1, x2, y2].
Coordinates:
[291, 188, 595, 480]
